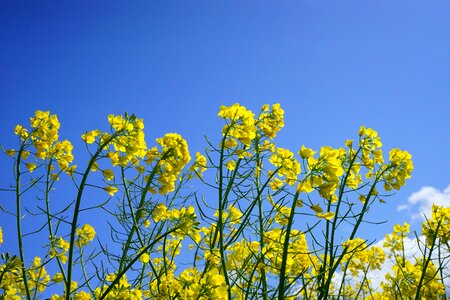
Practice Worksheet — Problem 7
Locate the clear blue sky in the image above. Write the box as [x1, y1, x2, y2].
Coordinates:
[1, 0, 449, 264]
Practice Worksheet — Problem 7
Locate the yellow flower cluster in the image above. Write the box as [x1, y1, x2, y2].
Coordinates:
[29, 110, 60, 146]
[383, 223, 410, 256]
[257, 103, 284, 139]
[92, 274, 143, 300]
[226, 239, 260, 273]
[1, 106, 427, 299]
[49, 236, 70, 263]
[303, 146, 345, 201]
[147, 267, 227, 299]
[152, 203, 200, 241]
[190, 151, 207, 177]
[12, 110, 75, 175]
[0, 256, 51, 298]
[213, 205, 243, 226]
[107, 114, 147, 165]
[154, 133, 191, 194]
[262, 228, 310, 275]
[27, 257, 50, 293]
[378, 258, 445, 298]
[422, 204, 450, 246]
[383, 148, 413, 191]
[75, 224, 96, 247]
[82, 113, 148, 168]
[0, 256, 23, 298]
[341, 238, 385, 276]
[269, 147, 300, 188]
[358, 125, 383, 169]
[218, 103, 257, 146]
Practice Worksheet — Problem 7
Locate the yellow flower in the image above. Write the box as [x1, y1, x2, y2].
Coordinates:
[106, 273, 116, 282]
[76, 224, 96, 247]
[297, 180, 314, 193]
[6, 149, 16, 157]
[102, 169, 114, 181]
[14, 124, 29, 139]
[298, 145, 316, 159]
[317, 212, 335, 220]
[310, 204, 323, 214]
[139, 252, 150, 264]
[52, 272, 64, 283]
[103, 186, 118, 196]
[21, 150, 30, 160]
[91, 162, 99, 171]
[156, 133, 191, 194]
[26, 163, 37, 172]
[65, 165, 77, 177]
[190, 152, 207, 177]
[81, 129, 100, 144]
[226, 160, 236, 171]
[0, 226, 3, 245]
[74, 291, 91, 300]
[270, 177, 284, 191]
[257, 103, 284, 139]
[218, 103, 256, 146]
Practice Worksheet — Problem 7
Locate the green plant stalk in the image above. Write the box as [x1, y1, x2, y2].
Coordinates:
[414, 219, 440, 300]
[15, 144, 32, 300]
[99, 226, 179, 299]
[65, 133, 117, 299]
[117, 155, 163, 273]
[277, 190, 300, 300]
[255, 143, 268, 300]
[215, 131, 232, 299]
[320, 147, 361, 294]
[79, 246, 95, 294]
[121, 167, 145, 245]
[225, 167, 279, 248]
[44, 161, 68, 282]
[319, 166, 389, 300]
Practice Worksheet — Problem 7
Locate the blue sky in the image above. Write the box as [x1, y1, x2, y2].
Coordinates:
[1, 0, 449, 279]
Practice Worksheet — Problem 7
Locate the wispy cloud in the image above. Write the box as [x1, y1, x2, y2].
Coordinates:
[334, 235, 450, 294]
[397, 184, 450, 222]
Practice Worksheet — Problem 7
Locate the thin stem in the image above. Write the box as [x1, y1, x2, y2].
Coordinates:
[65, 134, 117, 299]
[277, 190, 300, 300]
[15, 144, 32, 300]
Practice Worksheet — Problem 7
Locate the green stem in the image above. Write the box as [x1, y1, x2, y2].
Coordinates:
[319, 166, 389, 300]
[15, 144, 32, 300]
[414, 220, 440, 300]
[99, 227, 178, 300]
[320, 147, 361, 295]
[118, 157, 162, 273]
[277, 191, 300, 300]
[65, 134, 117, 299]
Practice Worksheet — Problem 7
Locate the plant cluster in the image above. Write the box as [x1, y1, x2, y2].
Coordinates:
[0, 104, 448, 299]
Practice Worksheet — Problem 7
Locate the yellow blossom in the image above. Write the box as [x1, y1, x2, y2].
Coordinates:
[102, 169, 114, 181]
[76, 224, 96, 247]
[139, 252, 150, 264]
[226, 160, 236, 171]
[103, 186, 118, 196]
[26, 163, 37, 172]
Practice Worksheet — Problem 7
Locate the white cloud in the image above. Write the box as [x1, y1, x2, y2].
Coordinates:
[334, 235, 450, 294]
[397, 184, 450, 222]
[317, 185, 450, 296]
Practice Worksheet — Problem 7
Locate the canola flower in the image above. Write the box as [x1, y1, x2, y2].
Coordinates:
[0, 104, 436, 300]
